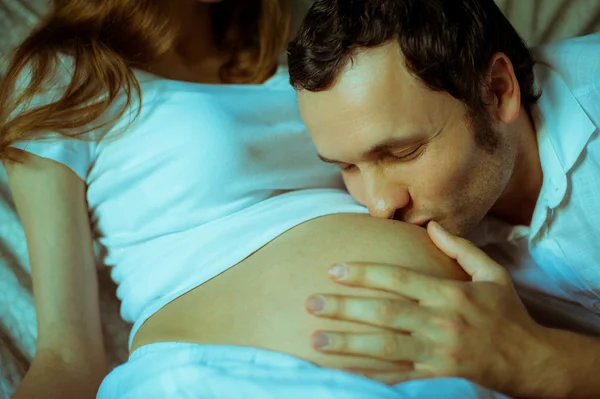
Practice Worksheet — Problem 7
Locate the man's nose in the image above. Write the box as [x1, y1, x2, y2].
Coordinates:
[363, 170, 410, 219]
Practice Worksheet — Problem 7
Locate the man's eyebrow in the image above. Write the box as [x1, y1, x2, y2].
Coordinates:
[318, 154, 343, 164]
[365, 136, 425, 155]
[317, 136, 426, 164]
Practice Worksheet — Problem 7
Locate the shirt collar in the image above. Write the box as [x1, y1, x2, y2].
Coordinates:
[533, 63, 596, 176]
[528, 63, 596, 241]
[471, 63, 596, 246]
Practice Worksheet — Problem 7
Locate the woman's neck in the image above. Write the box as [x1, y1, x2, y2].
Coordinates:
[144, 2, 230, 83]
[173, 2, 218, 63]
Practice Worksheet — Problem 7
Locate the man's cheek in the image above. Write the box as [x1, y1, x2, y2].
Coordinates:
[344, 177, 365, 205]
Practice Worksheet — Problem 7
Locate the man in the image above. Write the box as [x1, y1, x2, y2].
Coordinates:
[287, 0, 600, 398]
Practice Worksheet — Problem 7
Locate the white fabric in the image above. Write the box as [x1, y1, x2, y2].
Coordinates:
[97, 342, 511, 399]
[10, 61, 369, 346]
[470, 33, 600, 334]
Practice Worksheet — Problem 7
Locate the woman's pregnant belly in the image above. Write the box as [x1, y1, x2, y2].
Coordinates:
[130, 214, 468, 370]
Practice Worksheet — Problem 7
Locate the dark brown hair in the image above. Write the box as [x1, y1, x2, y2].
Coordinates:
[288, 0, 540, 116]
[0, 0, 291, 162]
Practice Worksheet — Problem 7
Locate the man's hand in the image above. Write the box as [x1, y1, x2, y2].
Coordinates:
[305, 221, 598, 398]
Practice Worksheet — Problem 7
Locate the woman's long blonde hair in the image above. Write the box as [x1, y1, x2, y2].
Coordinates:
[0, 0, 291, 162]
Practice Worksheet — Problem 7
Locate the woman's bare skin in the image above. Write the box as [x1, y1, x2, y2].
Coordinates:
[132, 213, 468, 371]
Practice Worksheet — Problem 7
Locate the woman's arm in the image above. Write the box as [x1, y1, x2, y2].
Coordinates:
[4, 149, 106, 399]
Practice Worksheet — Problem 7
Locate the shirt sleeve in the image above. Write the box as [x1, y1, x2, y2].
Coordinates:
[11, 137, 93, 181]
[6, 55, 95, 181]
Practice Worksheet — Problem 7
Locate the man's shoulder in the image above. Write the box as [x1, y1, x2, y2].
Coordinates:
[531, 33, 600, 97]
[531, 33, 600, 64]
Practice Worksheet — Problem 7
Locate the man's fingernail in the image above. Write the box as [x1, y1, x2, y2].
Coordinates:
[306, 296, 325, 313]
[329, 264, 347, 280]
[430, 221, 446, 233]
[312, 333, 329, 349]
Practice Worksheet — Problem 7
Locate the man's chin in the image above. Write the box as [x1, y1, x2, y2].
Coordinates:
[436, 218, 481, 238]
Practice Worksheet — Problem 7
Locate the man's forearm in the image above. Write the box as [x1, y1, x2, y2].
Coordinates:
[527, 327, 600, 399]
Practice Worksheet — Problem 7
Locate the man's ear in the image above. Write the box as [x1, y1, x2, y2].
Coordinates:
[483, 52, 521, 124]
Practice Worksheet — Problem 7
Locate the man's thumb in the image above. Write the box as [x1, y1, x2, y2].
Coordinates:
[427, 221, 508, 283]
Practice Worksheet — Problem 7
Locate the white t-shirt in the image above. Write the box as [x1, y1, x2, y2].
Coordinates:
[11, 58, 369, 343]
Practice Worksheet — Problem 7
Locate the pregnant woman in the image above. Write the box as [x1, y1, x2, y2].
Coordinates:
[0, 0, 477, 398]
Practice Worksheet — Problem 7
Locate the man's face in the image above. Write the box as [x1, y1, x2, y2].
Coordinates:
[298, 42, 517, 237]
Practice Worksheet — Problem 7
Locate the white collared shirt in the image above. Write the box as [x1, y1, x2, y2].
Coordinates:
[472, 33, 600, 335]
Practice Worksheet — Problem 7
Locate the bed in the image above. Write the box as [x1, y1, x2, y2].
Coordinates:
[1, 0, 599, 397]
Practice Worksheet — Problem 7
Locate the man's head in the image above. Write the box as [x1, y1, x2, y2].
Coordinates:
[288, 0, 540, 236]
